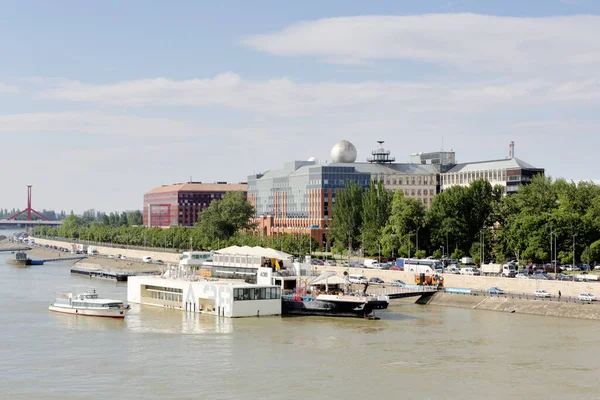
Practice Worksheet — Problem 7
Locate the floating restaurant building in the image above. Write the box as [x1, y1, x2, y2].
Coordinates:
[127, 276, 282, 318]
[127, 246, 293, 318]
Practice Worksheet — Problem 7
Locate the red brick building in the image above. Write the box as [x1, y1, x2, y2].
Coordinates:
[143, 182, 247, 228]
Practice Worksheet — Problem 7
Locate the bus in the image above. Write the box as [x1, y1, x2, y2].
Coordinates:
[395, 258, 444, 274]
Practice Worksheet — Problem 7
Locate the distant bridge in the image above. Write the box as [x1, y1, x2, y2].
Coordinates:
[0, 219, 62, 227]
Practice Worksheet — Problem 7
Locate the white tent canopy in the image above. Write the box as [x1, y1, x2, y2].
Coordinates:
[309, 273, 348, 286]
[215, 245, 293, 260]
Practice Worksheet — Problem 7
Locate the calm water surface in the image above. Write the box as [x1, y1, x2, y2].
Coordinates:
[1, 248, 600, 400]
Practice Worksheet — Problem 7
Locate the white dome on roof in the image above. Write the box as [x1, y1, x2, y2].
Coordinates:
[331, 140, 357, 163]
[308, 156, 317, 162]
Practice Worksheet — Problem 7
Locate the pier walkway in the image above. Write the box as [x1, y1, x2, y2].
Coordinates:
[39, 256, 87, 263]
[368, 285, 440, 299]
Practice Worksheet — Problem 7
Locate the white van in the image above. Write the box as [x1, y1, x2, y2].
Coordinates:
[460, 267, 477, 275]
[348, 274, 368, 284]
[143, 256, 152, 263]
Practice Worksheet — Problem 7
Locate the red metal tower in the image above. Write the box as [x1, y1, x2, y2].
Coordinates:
[8, 185, 50, 221]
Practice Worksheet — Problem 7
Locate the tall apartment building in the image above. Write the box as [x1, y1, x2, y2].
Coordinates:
[143, 182, 247, 228]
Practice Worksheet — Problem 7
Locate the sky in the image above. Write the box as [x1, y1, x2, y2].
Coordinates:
[1, 0, 599, 213]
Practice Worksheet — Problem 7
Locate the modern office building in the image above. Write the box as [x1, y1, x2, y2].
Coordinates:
[143, 182, 247, 228]
[438, 142, 545, 193]
[247, 141, 439, 244]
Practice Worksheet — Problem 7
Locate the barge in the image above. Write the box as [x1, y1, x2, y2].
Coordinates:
[282, 293, 389, 318]
[71, 267, 133, 282]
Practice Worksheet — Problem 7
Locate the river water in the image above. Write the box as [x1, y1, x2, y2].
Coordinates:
[1, 247, 600, 399]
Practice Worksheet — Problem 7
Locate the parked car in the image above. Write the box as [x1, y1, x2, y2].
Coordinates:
[531, 274, 549, 280]
[487, 287, 504, 295]
[448, 267, 461, 274]
[369, 277, 384, 284]
[120, 255, 127, 260]
[516, 273, 529, 279]
[389, 266, 403, 271]
[534, 290, 551, 298]
[555, 273, 572, 281]
[155, 259, 164, 265]
[391, 279, 406, 287]
[579, 293, 596, 302]
[348, 274, 368, 284]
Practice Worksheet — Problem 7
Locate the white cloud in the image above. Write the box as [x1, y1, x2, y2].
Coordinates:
[0, 83, 19, 93]
[0, 111, 216, 138]
[33, 74, 600, 119]
[241, 14, 600, 74]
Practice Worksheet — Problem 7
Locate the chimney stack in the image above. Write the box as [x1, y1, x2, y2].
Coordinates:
[509, 141, 515, 158]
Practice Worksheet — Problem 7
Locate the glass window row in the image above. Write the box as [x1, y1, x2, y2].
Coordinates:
[233, 287, 281, 301]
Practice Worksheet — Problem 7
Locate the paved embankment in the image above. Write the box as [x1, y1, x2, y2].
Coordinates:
[30, 237, 180, 263]
[0, 240, 80, 262]
[428, 292, 600, 320]
[314, 265, 599, 298]
[2, 238, 163, 275]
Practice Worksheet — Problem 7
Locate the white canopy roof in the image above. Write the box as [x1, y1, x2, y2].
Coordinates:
[215, 245, 292, 260]
[309, 273, 348, 286]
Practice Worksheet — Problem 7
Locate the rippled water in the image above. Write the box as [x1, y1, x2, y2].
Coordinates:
[1, 249, 600, 400]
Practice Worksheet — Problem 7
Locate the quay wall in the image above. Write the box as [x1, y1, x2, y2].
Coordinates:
[428, 292, 600, 321]
[314, 265, 599, 299]
[30, 237, 181, 264]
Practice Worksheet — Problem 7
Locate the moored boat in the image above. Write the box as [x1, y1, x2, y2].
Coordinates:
[48, 289, 130, 318]
[6, 251, 32, 267]
[282, 293, 389, 318]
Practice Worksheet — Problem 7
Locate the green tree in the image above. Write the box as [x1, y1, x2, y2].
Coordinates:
[414, 249, 426, 259]
[119, 212, 128, 226]
[128, 210, 144, 226]
[451, 248, 463, 261]
[331, 181, 363, 252]
[196, 191, 255, 248]
[381, 191, 426, 257]
[362, 181, 392, 255]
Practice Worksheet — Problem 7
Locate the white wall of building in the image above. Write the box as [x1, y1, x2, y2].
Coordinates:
[128, 276, 281, 318]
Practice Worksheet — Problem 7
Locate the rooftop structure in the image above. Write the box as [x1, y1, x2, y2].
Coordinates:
[143, 182, 247, 228]
[367, 141, 395, 164]
[439, 142, 544, 193]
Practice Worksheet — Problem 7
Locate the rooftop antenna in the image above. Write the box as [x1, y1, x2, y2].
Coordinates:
[441, 136, 444, 151]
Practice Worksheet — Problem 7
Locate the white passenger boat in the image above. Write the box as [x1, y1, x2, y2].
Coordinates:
[48, 290, 130, 318]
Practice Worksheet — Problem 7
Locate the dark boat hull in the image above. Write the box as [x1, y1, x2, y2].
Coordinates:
[6, 259, 32, 266]
[282, 296, 388, 318]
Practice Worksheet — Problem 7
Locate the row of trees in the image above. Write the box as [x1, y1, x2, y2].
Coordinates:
[80, 209, 143, 226]
[0, 208, 67, 221]
[33, 192, 317, 253]
[32, 176, 600, 265]
[331, 176, 600, 265]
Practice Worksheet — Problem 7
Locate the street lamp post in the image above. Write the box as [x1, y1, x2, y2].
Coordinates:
[416, 227, 419, 254]
[572, 234, 576, 270]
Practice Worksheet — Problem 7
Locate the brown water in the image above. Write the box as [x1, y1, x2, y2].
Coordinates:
[1, 250, 600, 400]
